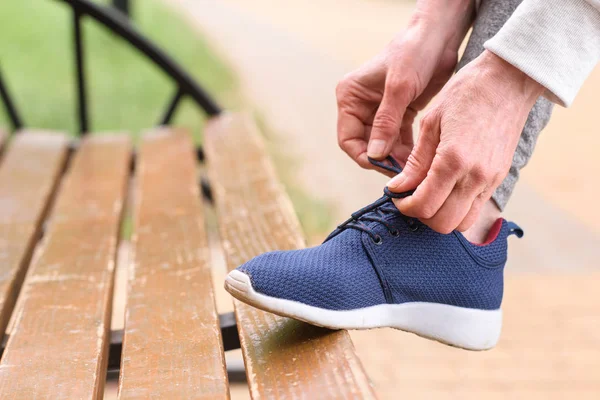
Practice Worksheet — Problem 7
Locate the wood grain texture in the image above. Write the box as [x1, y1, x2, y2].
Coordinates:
[119, 128, 229, 399]
[0, 135, 131, 400]
[0, 131, 69, 336]
[204, 113, 376, 399]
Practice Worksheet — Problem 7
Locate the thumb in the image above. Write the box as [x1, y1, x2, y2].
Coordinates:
[387, 113, 440, 192]
[368, 80, 409, 159]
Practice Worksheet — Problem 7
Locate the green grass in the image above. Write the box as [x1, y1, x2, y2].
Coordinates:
[0, 0, 239, 140]
[258, 114, 334, 241]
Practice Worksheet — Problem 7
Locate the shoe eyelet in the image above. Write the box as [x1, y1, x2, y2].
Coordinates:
[372, 235, 383, 245]
[409, 223, 419, 232]
[390, 229, 400, 237]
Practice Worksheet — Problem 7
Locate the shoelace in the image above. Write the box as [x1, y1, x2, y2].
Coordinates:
[325, 157, 417, 244]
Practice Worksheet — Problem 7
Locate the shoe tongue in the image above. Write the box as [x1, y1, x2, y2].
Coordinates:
[382, 201, 399, 212]
[356, 200, 400, 230]
[325, 197, 401, 243]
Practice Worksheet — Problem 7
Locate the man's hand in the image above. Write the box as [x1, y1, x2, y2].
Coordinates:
[388, 50, 544, 233]
[336, 1, 474, 176]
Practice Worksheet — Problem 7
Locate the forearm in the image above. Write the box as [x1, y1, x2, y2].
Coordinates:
[408, 0, 477, 51]
[485, 0, 600, 106]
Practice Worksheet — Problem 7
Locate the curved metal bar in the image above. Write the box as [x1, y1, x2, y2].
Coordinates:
[0, 68, 23, 130]
[57, 0, 222, 117]
[112, 0, 130, 18]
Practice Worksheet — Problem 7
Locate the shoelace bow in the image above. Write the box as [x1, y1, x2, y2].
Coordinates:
[325, 157, 417, 244]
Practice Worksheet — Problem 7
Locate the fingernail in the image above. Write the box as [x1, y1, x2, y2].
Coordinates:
[367, 139, 386, 158]
[387, 173, 405, 189]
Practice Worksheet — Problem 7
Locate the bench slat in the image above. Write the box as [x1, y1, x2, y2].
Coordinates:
[204, 114, 376, 399]
[0, 135, 131, 399]
[0, 132, 69, 336]
[119, 129, 228, 399]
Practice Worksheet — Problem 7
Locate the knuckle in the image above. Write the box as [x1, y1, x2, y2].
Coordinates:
[404, 154, 421, 171]
[469, 165, 489, 185]
[403, 151, 429, 179]
[435, 223, 454, 235]
[337, 135, 348, 150]
[421, 208, 437, 220]
[419, 115, 435, 133]
[337, 135, 356, 155]
[385, 77, 413, 103]
[441, 147, 469, 173]
[456, 220, 472, 232]
[372, 112, 399, 136]
[335, 75, 353, 98]
[426, 219, 453, 234]
[384, 75, 407, 91]
[414, 203, 437, 220]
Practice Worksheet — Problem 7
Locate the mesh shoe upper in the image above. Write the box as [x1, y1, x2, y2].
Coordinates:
[238, 229, 387, 310]
[236, 199, 519, 312]
[361, 208, 509, 310]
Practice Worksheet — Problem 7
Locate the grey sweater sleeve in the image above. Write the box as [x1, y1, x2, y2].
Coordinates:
[483, 0, 600, 106]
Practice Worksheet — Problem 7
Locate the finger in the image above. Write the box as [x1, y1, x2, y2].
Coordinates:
[421, 182, 482, 234]
[336, 75, 378, 168]
[456, 191, 489, 232]
[393, 154, 458, 220]
[400, 107, 417, 147]
[387, 112, 440, 193]
[367, 77, 410, 159]
[390, 135, 412, 168]
[360, 125, 397, 176]
[338, 135, 372, 170]
[337, 109, 372, 169]
[349, 124, 405, 177]
[392, 107, 416, 165]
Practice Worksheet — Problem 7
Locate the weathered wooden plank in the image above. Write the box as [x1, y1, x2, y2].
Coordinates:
[119, 128, 228, 399]
[0, 131, 69, 336]
[204, 113, 376, 399]
[0, 134, 131, 399]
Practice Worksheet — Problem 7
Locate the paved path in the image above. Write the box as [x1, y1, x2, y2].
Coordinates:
[351, 272, 600, 399]
[165, 1, 600, 398]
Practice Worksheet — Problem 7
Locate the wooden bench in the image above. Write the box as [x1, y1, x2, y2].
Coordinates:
[0, 114, 375, 398]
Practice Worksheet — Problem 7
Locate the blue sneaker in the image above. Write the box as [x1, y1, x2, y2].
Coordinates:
[225, 158, 523, 350]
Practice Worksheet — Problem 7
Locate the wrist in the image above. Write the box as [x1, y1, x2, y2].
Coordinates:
[408, 0, 475, 51]
[479, 50, 545, 104]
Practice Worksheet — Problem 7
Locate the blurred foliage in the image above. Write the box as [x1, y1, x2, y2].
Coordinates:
[0, 0, 239, 141]
[257, 113, 334, 242]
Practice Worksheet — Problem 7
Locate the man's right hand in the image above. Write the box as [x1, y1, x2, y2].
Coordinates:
[335, 1, 474, 176]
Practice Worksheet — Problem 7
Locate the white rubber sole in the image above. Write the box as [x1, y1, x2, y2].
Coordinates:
[225, 270, 502, 351]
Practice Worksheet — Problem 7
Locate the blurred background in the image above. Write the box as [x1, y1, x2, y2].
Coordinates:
[1, 0, 598, 398]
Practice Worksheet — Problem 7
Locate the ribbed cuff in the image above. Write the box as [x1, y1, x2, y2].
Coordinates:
[485, 0, 600, 107]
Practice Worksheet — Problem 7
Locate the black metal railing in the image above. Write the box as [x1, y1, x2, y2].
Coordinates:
[63, 0, 222, 135]
[0, 0, 222, 136]
[112, 0, 130, 17]
[0, 68, 23, 131]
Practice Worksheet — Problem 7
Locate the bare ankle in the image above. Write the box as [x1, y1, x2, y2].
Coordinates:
[462, 200, 502, 244]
